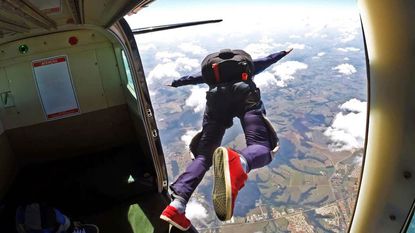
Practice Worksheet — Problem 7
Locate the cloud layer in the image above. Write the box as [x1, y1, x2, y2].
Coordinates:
[181, 129, 199, 146]
[252, 61, 308, 88]
[253, 71, 279, 88]
[337, 47, 360, 52]
[185, 86, 208, 113]
[333, 63, 357, 75]
[147, 52, 200, 85]
[179, 42, 207, 55]
[185, 200, 208, 221]
[324, 98, 367, 151]
[244, 42, 275, 58]
[272, 61, 308, 87]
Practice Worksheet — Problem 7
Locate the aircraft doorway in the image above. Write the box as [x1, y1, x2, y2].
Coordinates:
[126, 0, 367, 232]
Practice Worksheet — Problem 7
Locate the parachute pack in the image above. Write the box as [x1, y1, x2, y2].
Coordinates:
[201, 49, 254, 85]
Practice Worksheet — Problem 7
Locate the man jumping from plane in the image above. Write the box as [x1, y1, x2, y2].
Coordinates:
[160, 48, 293, 231]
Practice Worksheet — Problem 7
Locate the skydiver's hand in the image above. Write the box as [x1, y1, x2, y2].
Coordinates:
[165, 81, 178, 88]
[285, 48, 294, 54]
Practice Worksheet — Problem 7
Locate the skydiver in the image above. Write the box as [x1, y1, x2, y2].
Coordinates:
[160, 48, 294, 231]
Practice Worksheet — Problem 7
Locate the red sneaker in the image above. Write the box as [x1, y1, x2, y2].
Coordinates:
[212, 147, 248, 221]
[160, 205, 191, 231]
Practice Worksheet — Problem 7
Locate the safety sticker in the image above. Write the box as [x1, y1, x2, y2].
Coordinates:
[32, 56, 80, 120]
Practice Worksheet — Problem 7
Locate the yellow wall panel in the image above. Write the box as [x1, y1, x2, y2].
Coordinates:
[95, 46, 125, 107]
[0, 30, 126, 130]
[3, 63, 45, 128]
[0, 67, 8, 93]
[68, 49, 108, 113]
[0, 30, 108, 64]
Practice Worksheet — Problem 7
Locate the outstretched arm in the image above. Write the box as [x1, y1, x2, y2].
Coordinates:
[253, 48, 293, 75]
[169, 72, 204, 87]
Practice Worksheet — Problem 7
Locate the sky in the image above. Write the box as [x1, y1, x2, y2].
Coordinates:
[127, 0, 359, 29]
[126, 0, 362, 56]
[137, 0, 357, 11]
[125, 0, 366, 153]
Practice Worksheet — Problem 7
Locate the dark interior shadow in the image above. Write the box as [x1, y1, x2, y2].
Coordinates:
[0, 142, 199, 233]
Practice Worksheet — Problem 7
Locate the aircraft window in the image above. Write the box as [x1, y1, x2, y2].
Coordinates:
[406, 209, 415, 233]
[121, 50, 136, 98]
[126, 0, 366, 232]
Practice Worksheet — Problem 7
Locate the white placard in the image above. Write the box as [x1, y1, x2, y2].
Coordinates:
[27, 0, 61, 14]
[33, 56, 80, 120]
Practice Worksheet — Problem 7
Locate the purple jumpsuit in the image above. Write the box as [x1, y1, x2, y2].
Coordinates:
[170, 51, 288, 201]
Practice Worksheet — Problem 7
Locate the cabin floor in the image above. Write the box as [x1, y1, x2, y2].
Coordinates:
[0, 143, 174, 233]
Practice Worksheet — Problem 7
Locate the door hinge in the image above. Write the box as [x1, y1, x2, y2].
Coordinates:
[146, 108, 153, 118]
[151, 129, 158, 138]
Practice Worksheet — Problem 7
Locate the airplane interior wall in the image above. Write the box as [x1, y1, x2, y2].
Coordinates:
[0, 29, 138, 161]
[0, 120, 15, 199]
[112, 44, 154, 160]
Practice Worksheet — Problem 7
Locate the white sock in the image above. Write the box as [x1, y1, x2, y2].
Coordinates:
[239, 155, 248, 173]
[170, 196, 187, 214]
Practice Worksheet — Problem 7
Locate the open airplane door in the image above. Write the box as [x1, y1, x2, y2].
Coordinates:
[109, 18, 222, 195]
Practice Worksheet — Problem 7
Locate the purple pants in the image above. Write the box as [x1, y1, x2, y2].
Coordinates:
[170, 83, 277, 201]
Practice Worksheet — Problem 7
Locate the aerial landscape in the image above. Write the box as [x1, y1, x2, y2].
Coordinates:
[126, 1, 367, 232]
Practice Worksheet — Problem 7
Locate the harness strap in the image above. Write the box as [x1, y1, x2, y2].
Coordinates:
[241, 72, 248, 81]
[212, 63, 221, 82]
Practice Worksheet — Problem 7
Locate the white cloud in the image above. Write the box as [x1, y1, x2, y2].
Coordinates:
[139, 43, 156, 52]
[253, 71, 279, 88]
[259, 36, 274, 44]
[313, 52, 325, 60]
[340, 98, 366, 112]
[244, 43, 274, 58]
[340, 34, 357, 43]
[127, 5, 359, 45]
[185, 200, 208, 221]
[185, 86, 208, 113]
[252, 60, 309, 88]
[339, 25, 359, 43]
[271, 61, 308, 87]
[181, 129, 200, 146]
[178, 42, 207, 55]
[344, 57, 350, 61]
[333, 63, 356, 75]
[155, 51, 185, 62]
[267, 42, 305, 53]
[175, 57, 200, 72]
[148, 63, 181, 84]
[217, 37, 225, 43]
[324, 98, 367, 151]
[353, 155, 363, 164]
[337, 47, 360, 52]
[305, 24, 326, 38]
[286, 43, 305, 50]
[147, 52, 199, 85]
[289, 35, 301, 39]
